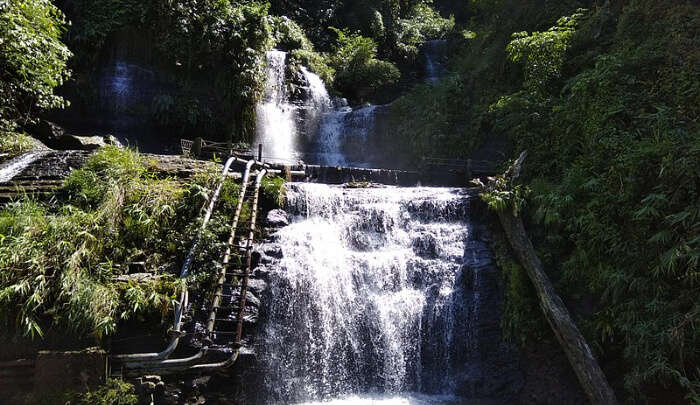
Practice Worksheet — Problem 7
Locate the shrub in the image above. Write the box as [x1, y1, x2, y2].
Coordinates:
[328, 27, 400, 103]
[0, 0, 71, 125]
[0, 147, 229, 339]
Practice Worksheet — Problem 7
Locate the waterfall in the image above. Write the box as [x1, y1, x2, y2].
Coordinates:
[254, 52, 384, 167]
[315, 104, 378, 167]
[298, 66, 332, 153]
[255, 50, 298, 163]
[0, 151, 48, 183]
[258, 183, 491, 404]
[423, 40, 447, 84]
[300, 66, 332, 112]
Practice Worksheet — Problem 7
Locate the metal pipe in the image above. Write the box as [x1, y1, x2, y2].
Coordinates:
[120, 167, 267, 375]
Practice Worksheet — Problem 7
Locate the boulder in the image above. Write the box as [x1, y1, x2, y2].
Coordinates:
[72, 134, 123, 150]
[266, 209, 289, 227]
[29, 120, 123, 151]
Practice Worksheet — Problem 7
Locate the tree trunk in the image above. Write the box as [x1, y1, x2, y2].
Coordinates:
[497, 210, 618, 404]
[489, 151, 618, 404]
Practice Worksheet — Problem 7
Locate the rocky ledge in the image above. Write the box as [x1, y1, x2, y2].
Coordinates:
[0, 150, 218, 202]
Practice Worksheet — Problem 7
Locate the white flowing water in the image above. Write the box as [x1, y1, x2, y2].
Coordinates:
[298, 66, 333, 151]
[260, 184, 475, 404]
[294, 393, 460, 405]
[0, 151, 47, 183]
[255, 50, 298, 163]
[315, 105, 377, 167]
[300, 66, 332, 112]
[424, 40, 447, 84]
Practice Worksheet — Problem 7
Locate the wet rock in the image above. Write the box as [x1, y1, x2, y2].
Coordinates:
[246, 279, 268, 295]
[412, 232, 439, 258]
[266, 209, 289, 227]
[30, 120, 66, 147]
[261, 243, 283, 259]
[72, 134, 123, 150]
[349, 231, 384, 251]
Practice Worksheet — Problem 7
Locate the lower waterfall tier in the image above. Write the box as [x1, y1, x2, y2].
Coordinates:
[251, 184, 522, 404]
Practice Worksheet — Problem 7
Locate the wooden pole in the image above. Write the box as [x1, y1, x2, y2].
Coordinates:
[192, 137, 203, 158]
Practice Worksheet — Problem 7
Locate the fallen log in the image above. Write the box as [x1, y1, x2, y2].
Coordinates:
[477, 151, 618, 405]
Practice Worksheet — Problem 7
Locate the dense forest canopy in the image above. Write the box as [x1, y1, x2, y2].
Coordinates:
[0, 0, 698, 403]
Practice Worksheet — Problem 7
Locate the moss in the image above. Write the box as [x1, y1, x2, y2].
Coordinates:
[71, 379, 139, 405]
[261, 176, 286, 209]
[0, 130, 40, 161]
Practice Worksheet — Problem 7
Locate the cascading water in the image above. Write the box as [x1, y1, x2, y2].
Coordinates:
[255, 50, 298, 163]
[0, 151, 48, 183]
[255, 183, 510, 404]
[315, 104, 378, 167]
[253, 52, 383, 167]
[297, 66, 332, 154]
[423, 40, 448, 84]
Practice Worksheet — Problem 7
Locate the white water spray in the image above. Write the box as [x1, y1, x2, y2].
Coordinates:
[0, 151, 47, 183]
[260, 184, 474, 404]
[255, 51, 298, 163]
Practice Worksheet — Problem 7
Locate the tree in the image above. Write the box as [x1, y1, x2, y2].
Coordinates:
[0, 0, 72, 127]
[328, 27, 400, 103]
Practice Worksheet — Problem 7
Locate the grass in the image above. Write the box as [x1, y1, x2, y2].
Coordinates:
[14, 378, 138, 405]
[0, 128, 40, 161]
[0, 146, 250, 341]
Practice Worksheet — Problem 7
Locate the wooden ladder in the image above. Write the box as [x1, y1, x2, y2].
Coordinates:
[204, 162, 266, 350]
[114, 158, 267, 375]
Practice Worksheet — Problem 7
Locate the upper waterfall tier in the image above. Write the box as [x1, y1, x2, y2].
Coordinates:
[255, 50, 297, 163]
[254, 50, 391, 168]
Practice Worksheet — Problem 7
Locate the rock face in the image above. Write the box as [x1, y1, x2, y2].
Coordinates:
[33, 348, 107, 395]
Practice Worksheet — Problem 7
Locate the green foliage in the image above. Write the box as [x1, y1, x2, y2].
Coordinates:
[270, 15, 336, 85]
[150, 94, 214, 137]
[151, 0, 273, 141]
[68, 0, 273, 141]
[0, 0, 71, 125]
[471, 0, 700, 400]
[390, 75, 474, 159]
[68, 0, 144, 69]
[507, 10, 587, 96]
[71, 379, 138, 405]
[0, 146, 231, 340]
[290, 49, 336, 86]
[0, 121, 40, 160]
[328, 27, 400, 102]
[490, 229, 549, 346]
[14, 378, 138, 404]
[272, 15, 313, 51]
[393, 2, 455, 60]
[261, 175, 286, 209]
[430, 0, 700, 399]
[479, 175, 530, 217]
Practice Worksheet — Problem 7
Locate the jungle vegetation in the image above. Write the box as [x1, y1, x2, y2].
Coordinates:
[0, 0, 698, 403]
